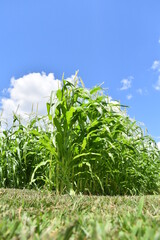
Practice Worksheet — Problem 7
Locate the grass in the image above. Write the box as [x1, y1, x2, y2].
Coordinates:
[0, 188, 160, 239]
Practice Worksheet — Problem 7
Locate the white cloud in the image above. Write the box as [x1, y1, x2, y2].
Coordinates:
[153, 75, 160, 91]
[120, 77, 133, 90]
[0, 72, 63, 127]
[151, 60, 160, 90]
[158, 39, 160, 44]
[137, 88, 143, 95]
[136, 88, 148, 95]
[151, 60, 160, 71]
[157, 142, 160, 150]
[0, 72, 79, 127]
[126, 94, 133, 100]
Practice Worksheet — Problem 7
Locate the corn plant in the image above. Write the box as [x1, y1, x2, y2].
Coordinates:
[30, 78, 160, 195]
[0, 77, 160, 195]
[0, 113, 50, 188]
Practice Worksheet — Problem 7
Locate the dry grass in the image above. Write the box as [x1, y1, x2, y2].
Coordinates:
[1, 189, 160, 239]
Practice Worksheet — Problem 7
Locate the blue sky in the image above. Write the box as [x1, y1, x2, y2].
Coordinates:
[0, 0, 160, 143]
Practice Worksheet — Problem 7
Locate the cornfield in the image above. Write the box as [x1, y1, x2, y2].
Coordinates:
[0, 78, 160, 195]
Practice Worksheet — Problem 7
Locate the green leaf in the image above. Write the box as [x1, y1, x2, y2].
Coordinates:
[56, 89, 62, 101]
[30, 160, 52, 184]
[108, 152, 115, 163]
[90, 86, 102, 95]
[66, 107, 76, 125]
[54, 117, 62, 133]
[82, 138, 87, 150]
[73, 152, 101, 160]
[46, 102, 50, 116]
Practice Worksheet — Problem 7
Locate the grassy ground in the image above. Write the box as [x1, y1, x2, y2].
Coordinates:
[0, 189, 160, 239]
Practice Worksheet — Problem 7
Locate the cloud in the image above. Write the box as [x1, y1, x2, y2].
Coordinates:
[0, 72, 63, 127]
[151, 60, 160, 71]
[153, 75, 160, 90]
[137, 88, 143, 95]
[151, 60, 160, 90]
[126, 94, 133, 100]
[120, 77, 133, 90]
[157, 142, 160, 150]
[136, 88, 148, 95]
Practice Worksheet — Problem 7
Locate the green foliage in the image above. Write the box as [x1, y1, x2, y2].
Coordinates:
[0, 77, 160, 195]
